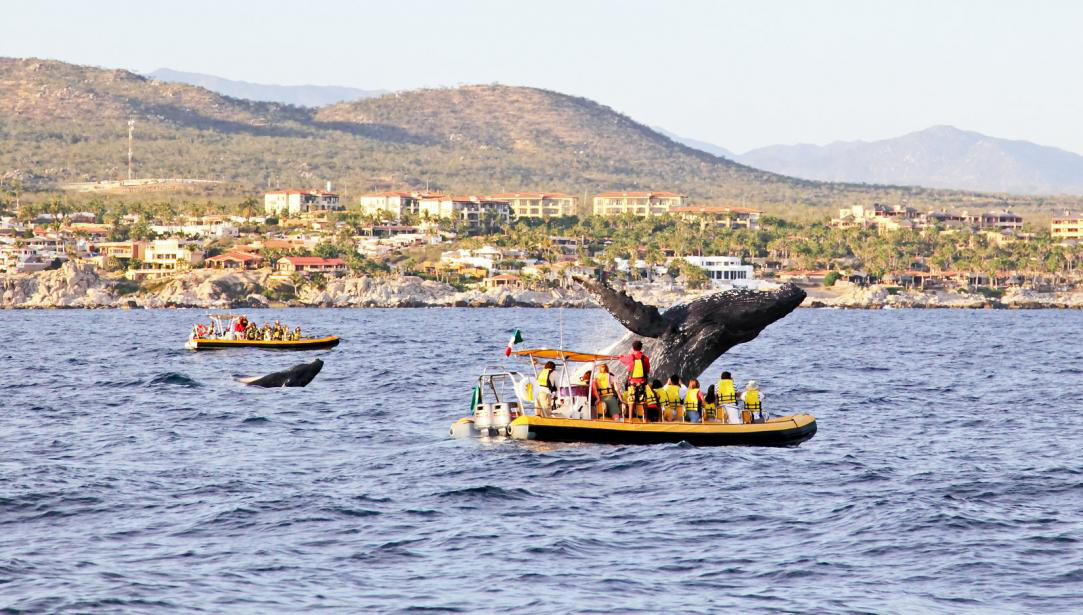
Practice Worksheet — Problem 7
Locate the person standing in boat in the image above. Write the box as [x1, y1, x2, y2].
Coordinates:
[592, 363, 622, 420]
[535, 361, 558, 417]
[741, 380, 765, 423]
[619, 340, 651, 420]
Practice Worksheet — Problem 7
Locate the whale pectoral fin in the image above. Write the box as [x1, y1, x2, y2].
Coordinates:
[574, 276, 669, 338]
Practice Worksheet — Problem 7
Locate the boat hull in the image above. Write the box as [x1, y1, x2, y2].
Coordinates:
[185, 336, 340, 351]
[508, 414, 816, 447]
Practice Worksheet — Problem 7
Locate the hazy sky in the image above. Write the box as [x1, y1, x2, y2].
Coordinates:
[4, 0, 1082, 154]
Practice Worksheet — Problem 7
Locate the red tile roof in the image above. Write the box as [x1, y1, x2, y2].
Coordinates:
[279, 256, 346, 266]
[594, 191, 685, 198]
[207, 251, 263, 262]
[487, 192, 576, 199]
[671, 206, 762, 215]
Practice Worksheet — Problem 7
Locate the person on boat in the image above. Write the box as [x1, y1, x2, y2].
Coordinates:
[703, 384, 718, 422]
[246, 320, 258, 340]
[741, 380, 764, 424]
[273, 321, 284, 340]
[659, 375, 684, 422]
[535, 361, 558, 417]
[717, 371, 740, 424]
[293, 326, 302, 341]
[232, 317, 246, 340]
[644, 379, 664, 422]
[619, 340, 651, 420]
[262, 323, 273, 341]
[592, 363, 622, 420]
[684, 378, 704, 423]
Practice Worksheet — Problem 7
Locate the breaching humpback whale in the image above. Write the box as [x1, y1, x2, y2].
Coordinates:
[576, 277, 806, 382]
[241, 359, 324, 387]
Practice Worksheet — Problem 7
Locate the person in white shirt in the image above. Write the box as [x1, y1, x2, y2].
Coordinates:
[741, 380, 766, 423]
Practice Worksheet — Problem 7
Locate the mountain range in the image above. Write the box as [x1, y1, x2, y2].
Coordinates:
[734, 126, 1083, 196]
[1, 57, 1078, 212]
[81, 65, 1083, 198]
[147, 68, 386, 107]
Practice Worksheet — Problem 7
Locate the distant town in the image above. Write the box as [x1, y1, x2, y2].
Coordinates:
[2, 185, 1082, 304]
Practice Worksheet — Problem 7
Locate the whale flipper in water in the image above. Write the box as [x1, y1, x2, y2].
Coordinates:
[241, 359, 324, 387]
[576, 277, 806, 381]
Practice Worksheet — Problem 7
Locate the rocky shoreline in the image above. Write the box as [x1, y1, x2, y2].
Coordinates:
[3, 263, 1082, 310]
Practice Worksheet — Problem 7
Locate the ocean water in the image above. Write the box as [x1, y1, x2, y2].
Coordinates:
[1, 307, 1081, 614]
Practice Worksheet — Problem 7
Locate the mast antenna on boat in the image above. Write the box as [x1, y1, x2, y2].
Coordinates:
[559, 306, 564, 352]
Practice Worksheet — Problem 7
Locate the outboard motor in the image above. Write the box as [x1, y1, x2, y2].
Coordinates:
[474, 403, 493, 435]
[490, 403, 512, 436]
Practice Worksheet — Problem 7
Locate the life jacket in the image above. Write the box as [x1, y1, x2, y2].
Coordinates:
[538, 368, 555, 391]
[685, 388, 701, 413]
[644, 385, 659, 408]
[595, 372, 616, 397]
[744, 388, 761, 410]
[661, 384, 683, 412]
[630, 352, 647, 380]
[717, 379, 737, 404]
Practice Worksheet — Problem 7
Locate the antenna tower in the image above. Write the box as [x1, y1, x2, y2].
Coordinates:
[127, 118, 135, 180]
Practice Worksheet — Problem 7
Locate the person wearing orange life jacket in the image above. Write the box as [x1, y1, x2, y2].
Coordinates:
[717, 371, 740, 423]
[591, 363, 622, 420]
[619, 340, 651, 420]
[684, 378, 705, 423]
[535, 361, 558, 417]
[741, 380, 765, 424]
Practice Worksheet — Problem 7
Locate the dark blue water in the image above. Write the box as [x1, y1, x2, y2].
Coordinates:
[1, 307, 1081, 613]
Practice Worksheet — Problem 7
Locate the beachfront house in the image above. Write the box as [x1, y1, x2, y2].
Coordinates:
[204, 252, 264, 270]
[274, 256, 348, 277]
[682, 255, 757, 288]
[127, 239, 204, 280]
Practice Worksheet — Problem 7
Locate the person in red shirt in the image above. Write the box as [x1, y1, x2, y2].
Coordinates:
[619, 340, 651, 420]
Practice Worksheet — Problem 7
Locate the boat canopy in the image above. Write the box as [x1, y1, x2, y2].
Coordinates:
[511, 348, 618, 363]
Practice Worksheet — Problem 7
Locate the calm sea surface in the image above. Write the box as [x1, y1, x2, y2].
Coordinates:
[1, 307, 1081, 614]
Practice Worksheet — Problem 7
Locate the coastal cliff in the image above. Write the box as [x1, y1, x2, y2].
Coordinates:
[3, 263, 1082, 309]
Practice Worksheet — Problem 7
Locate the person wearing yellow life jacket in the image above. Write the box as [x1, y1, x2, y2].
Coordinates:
[638, 380, 661, 422]
[717, 371, 740, 423]
[592, 363, 622, 420]
[684, 378, 704, 423]
[660, 375, 684, 422]
[741, 380, 764, 424]
[535, 361, 558, 417]
[702, 384, 718, 422]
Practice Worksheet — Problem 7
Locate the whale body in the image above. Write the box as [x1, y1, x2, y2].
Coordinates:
[576, 277, 806, 382]
[241, 359, 324, 387]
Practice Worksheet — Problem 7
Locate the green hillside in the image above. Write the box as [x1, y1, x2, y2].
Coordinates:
[1, 57, 1079, 212]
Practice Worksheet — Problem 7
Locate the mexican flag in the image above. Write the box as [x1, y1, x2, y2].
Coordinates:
[504, 328, 524, 357]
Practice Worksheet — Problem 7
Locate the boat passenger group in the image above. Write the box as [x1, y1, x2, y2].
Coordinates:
[534, 341, 766, 424]
[191, 317, 302, 341]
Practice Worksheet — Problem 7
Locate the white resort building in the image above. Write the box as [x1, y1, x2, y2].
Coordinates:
[682, 255, 758, 288]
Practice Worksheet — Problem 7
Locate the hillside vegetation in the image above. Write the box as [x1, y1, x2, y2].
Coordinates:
[2, 58, 1081, 212]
